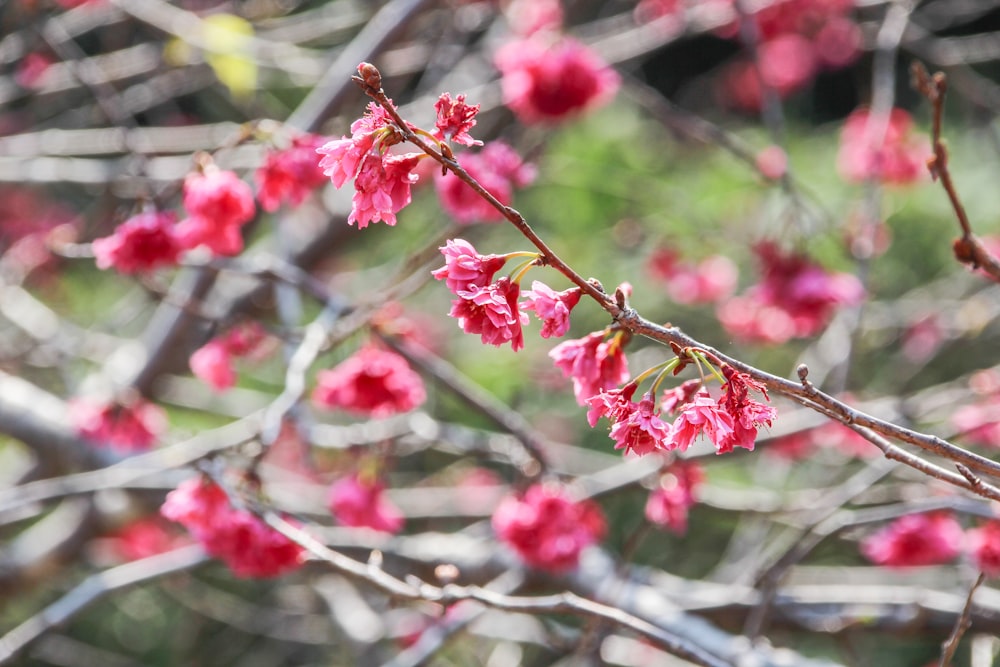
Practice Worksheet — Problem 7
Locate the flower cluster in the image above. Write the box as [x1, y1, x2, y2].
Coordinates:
[70, 396, 167, 453]
[717, 242, 865, 344]
[837, 107, 929, 186]
[435, 141, 536, 224]
[311, 344, 426, 417]
[492, 483, 606, 572]
[587, 362, 775, 456]
[175, 167, 257, 256]
[92, 210, 183, 274]
[645, 461, 705, 535]
[255, 133, 328, 212]
[432, 239, 584, 351]
[550, 330, 630, 404]
[328, 473, 405, 534]
[161, 477, 305, 578]
[190, 321, 272, 393]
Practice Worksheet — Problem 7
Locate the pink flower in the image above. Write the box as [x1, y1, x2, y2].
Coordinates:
[668, 392, 735, 452]
[861, 512, 963, 568]
[435, 142, 535, 223]
[715, 366, 776, 454]
[644, 462, 705, 534]
[755, 145, 788, 181]
[648, 249, 738, 305]
[609, 392, 673, 456]
[70, 397, 167, 453]
[492, 484, 606, 572]
[105, 517, 189, 562]
[349, 153, 422, 228]
[520, 280, 581, 338]
[495, 35, 620, 124]
[837, 107, 929, 185]
[15, 52, 53, 89]
[92, 211, 182, 274]
[952, 395, 1000, 448]
[189, 340, 236, 393]
[312, 345, 426, 417]
[176, 169, 256, 256]
[433, 93, 482, 147]
[717, 242, 865, 343]
[161, 477, 305, 578]
[967, 521, 1000, 577]
[328, 474, 405, 534]
[549, 331, 630, 404]
[448, 277, 528, 351]
[585, 382, 639, 427]
[431, 238, 509, 294]
[255, 133, 328, 212]
[660, 379, 703, 414]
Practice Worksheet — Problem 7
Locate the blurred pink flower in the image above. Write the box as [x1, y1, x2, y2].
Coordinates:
[105, 517, 189, 562]
[189, 340, 236, 393]
[495, 35, 619, 124]
[492, 483, 606, 572]
[15, 52, 53, 89]
[648, 248, 738, 305]
[967, 521, 1000, 577]
[312, 345, 426, 417]
[520, 280, 581, 338]
[645, 462, 704, 534]
[70, 397, 167, 453]
[861, 512, 963, 568]
[755, 145, 788, 181]
[837, 107, 929, 185]
[176, 169, 256, 256]
[435, 141, 535, 223]
[92, 211, 182, 274]
[255, 133, 328, 212]
[162, 477, 305, 578]
[328, 474, 405, 534]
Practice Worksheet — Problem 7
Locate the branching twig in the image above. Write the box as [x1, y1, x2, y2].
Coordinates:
[940, 572, 986, 667]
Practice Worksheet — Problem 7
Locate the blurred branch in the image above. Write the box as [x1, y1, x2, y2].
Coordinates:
[940, 572, 985, 667]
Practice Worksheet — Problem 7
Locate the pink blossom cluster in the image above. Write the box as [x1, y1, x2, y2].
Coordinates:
[492, 483, 606, 572]
[587, 365, 776, 456]
[550, 331, 630, 404]
[189, 322, 272, 393]
[328, 473, 405, 534]
[647, 248, 738, 305]
[161, 477, 305, 578]
[951, 370, 1000, 449]
[717, 242, 865, 344]
[494, 1, 619, 127]
[705, 0, 863, 112]
[175, 168, 257, 256]
[644, 461, 704, 535]
[435, 141, 536, 224]
[312, 344, 426, 418]
[255, 133, 328, 212]
[70, 396, 167, 453]
[102, 517, 190, 562]
[837, 107, 929, 185]
[432, 239, 583, 351]
[92, 211, 183, 274]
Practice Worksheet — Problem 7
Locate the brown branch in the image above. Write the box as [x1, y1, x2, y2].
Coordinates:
[939, 572, 985, 667]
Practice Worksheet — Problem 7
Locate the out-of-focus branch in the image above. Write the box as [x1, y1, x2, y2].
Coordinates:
[940, 573, 985, 667]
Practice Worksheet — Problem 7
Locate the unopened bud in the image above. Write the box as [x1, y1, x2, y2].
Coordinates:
[358, 62, 382, 91]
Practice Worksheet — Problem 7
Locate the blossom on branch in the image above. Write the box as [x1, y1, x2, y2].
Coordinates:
[435, 142, 535, 223]
[312, 345, 426, 417]
[520, 280, 581, 338]
[715, 366, 776, 453]
[549, 331, 630, 404]
[70, 397, 167, 453]
[328, 473, 405, 534]
[176, 168, 256, 256]
[667, 392, 735, 452]
[860, 512, 963, 568]
[433, 93, 482, 147]
[492, 483, 606, 572]
[255, 133, 328, 212]
[448, 277, 528, 351]
[161, 477, 305, 578]
[431, 238, 509, 294]
[495, 35, 620, 124]
[645, 462, 705, 535]
[92, 210, 183, 274]
[609, 391, 675, 456]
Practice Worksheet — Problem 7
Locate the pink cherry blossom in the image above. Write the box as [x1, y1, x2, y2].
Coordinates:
[586, 382, 639, 427]
[660, 379, 703, 414]
[967, 521, 1000, 577]
[328, 474, 405, 534]
[448, 277, 528, 351]
[92, 211, 182, 274]
[668, 392, 735, 452]
[189, 340, 236, 393]
[15, 52, 53, 89]
[837, 107, 929, 185]
[520, 280, 581, 338]
[348, 153, 422, 228]
[715, 366, 776, 453]
[104, 517, 190, 562]
[176, 169, 256, 256]
[717, 242, 865, 343]
[433, 93, 482, 147]
[161, 477, 305, 578]
[492, 483, 606, 572]
[255, 133, 328, 212]
[860, 512, 963, 568]
[549, 331, 630, 404]
[312, 345, 426, 417]
[431, 238, 509, 294]
[495, 35, 620, 125]
[435, 141, 535, 223]
[644, 462, 705, 534]
[952, 394, 1000, 448]
[70, 397, 167, 453]
[608, 392, 673, 456]
[648, 248, 738, 305]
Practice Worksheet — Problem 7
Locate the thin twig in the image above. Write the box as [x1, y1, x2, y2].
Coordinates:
[940, 572, 986, 667]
